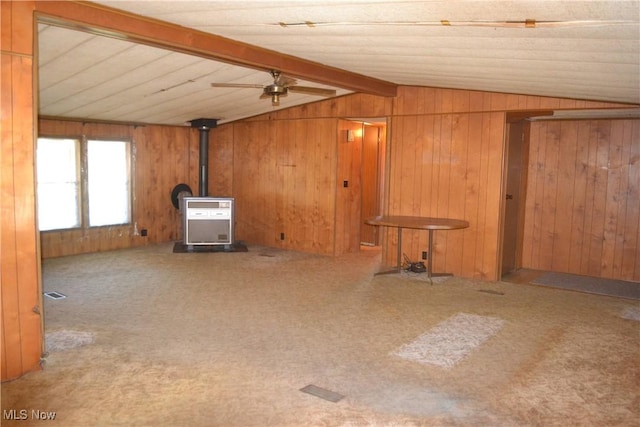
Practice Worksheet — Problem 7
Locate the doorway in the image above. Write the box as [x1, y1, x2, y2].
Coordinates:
[500, 119, 529, 277]
[341, 118, 387, 247]
[359, 121, 386, 246]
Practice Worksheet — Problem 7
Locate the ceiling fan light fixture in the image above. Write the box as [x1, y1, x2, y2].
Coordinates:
[210, 69, 335, 107]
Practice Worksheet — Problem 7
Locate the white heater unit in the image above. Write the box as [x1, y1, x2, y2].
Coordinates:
[183, 197, 234, 245]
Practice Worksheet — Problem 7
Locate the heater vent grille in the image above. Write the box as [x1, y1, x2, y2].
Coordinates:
[183, 197, 234, 245]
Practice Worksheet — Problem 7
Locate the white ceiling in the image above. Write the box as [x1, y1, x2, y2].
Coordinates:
[38, 1, 640, 126]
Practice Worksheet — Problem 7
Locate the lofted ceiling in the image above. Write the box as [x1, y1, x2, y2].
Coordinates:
[37, 1, 640, 126]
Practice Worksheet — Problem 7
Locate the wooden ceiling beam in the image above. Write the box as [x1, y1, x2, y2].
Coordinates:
[34, 1, 398, 97]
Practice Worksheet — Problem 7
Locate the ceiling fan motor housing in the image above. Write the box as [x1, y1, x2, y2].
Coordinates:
[264, 82, 288, 106]
[264, 84, 288, 96]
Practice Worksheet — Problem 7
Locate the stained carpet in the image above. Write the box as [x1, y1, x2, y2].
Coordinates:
[391, 313, 505, 368]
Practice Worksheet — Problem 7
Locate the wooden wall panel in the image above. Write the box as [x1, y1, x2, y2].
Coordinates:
[231, 87, 634, 279]
[38, 120, 198, 257]
[1, 0, 43, 382]
[276, 120, 295, 247]
[522, 119, 640, 282]
[385, 112, 506, 279]
[209, 125, 234, 197]
[620, 122, 640, 279]
[312, 120, 339, 253]
[35, 89, 638, 274]
[231, 119, 338, 255]
[231, 120, 276, 246]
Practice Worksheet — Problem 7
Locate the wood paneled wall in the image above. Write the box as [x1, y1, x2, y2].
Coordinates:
[217, 94, 394, 256]
[38, 120, 204, 258]
[232, 119, 340, 255]
[1, 0, 43, 381]
[217, 87, 633, 280]
[388, 112, 506, 279]
[384, 87, 635, 280]
[523, 119, 640, 282]
[37, 94, 636, 268]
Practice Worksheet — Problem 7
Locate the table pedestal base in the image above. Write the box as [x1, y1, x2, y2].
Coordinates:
[373, 228, 452, 278]
[366, 215, 469, 280]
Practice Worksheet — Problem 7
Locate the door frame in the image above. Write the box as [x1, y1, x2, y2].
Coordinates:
[344, 117, 388, 248]
[499, 112, 540, 277]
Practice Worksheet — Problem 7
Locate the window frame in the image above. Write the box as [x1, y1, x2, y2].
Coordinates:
[36, 136, 83, 232]
[37, 134, 134, 232]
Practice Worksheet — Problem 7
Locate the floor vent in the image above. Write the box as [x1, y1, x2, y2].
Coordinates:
[44, 291, 66, 300]
[300, 384, 344, 403]
[478, 289, 505, 295]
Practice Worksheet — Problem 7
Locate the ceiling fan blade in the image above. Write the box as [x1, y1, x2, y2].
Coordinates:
[288, 86, 337, 97]
[280, 75, 298, 86]
[259, 92, 270, 99]
[211, 83, 264, 89]
[269, 70, 297, 86]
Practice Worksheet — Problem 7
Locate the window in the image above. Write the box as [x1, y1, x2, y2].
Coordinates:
[36, 137, 132, 231]
[36, 138, 81, 231]
[87, 140, 131, 227]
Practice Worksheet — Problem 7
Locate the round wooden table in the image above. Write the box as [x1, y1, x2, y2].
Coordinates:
[365, 215, 470, 277]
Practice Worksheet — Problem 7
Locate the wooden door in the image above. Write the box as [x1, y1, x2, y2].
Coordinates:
[501, 120, 529, 276]
[335, 120, 363, 254]
[360, 124, 382, 245]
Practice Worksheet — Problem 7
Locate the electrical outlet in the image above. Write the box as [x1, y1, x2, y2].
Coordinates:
[280, 232, 285, 240]
[141, 229, 148, 237]
[422, 251, 428, 260]
[343, 180, 349, 187]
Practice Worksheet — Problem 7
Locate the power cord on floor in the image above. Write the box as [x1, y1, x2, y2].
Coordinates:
[403, 253, 433, 285]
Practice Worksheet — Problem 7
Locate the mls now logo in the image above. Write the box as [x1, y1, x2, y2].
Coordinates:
[3, 409, 28, 420]
[3, 409, 57, 420]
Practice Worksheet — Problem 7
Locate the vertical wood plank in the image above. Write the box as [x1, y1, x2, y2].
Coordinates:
[567, 121, 591, 274]
[472, 113, 493, 278]
[527, 121, 545, 270]
[434, 115, 452, 273]
[539, 121, 561, 271]
[621, 121, 640, 281]
[601, 120, 624, 278]
[1, 0, 43, 382]
[586, 121, 611, 276]
[445, 114, 469, 274]
[552, 121, 578, 272]
[274, 120, 289, 247]
[461, 113, 483, 278]
[318, 119, 337, 253]
[209, 125, 233, 196]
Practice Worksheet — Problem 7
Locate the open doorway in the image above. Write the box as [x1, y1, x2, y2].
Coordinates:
[344, 118, 387, 248]
[360, 121, 387, 246]
[500, 119, 529, 277]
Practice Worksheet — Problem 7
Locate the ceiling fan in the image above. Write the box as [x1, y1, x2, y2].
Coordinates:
[211, 70, 336, 106]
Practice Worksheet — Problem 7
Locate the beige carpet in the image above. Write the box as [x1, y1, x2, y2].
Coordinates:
[2, 243, 639, 426]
